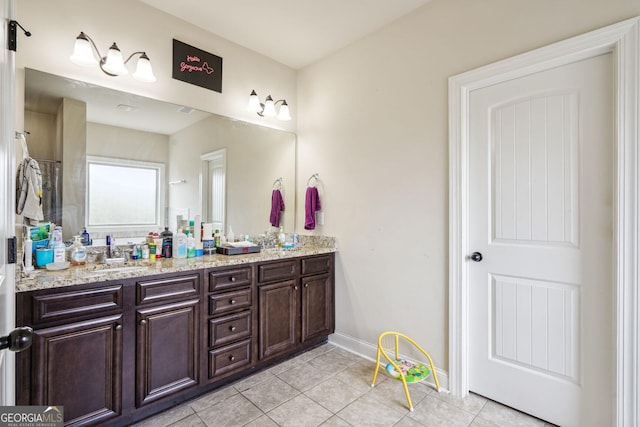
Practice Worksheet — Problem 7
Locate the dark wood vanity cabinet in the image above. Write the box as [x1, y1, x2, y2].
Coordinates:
[16, 272, 202, 427]
[258, 254, 335, 361]
[16, 253, 334, 426]
[15, 283, 125, 427]
[133, 273, 201, 407]
[205, 266, 254, 380]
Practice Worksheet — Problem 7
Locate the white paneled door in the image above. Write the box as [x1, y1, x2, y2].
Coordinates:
[468, 53, 614, 427]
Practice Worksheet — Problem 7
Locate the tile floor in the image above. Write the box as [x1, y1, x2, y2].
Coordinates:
[135, 343, 557, 427]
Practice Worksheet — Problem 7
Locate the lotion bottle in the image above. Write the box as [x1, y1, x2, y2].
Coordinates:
[174, 228, 187, 259]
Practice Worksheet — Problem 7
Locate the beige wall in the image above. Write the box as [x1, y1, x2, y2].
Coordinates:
[168, 115, 296, 235]
[296, 0, 640, 371]
[87, 123, 169, 163]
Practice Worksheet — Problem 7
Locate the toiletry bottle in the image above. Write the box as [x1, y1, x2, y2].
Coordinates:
[174, 228, 187, 259]
[278, 226, 286, 247]
[70, 236, 87, 266]
[186, 230, 196, 258]
[23, 233, 34, 273]
[214, 229, 221, 248]
[161, 227, 173, 258]
[81, 227, 91, 246]
[53, 240, 66, 264]
[227, 227, 235, 243]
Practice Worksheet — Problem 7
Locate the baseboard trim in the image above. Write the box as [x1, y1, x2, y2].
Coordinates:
[328, 332, 450, 392]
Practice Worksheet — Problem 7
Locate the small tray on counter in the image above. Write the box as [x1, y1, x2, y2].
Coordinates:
[216, 243, 260, 255]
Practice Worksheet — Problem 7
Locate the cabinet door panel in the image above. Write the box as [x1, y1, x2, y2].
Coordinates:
[258, 280, 298, 359]
[136, 299, 199, 407]
[302, 274, 334, 342]
[31, 315, 123, 426]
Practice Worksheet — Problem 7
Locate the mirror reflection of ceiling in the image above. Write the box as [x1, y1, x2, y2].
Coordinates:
[24, 69, 211, 135]
[139, 0, 433, 69]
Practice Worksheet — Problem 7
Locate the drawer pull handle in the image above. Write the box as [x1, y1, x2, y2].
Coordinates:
[230, 325, 236, 332]
[229, 299, 236, 305]
[229, 355, 235, 361]
[140, 319, 147, 325]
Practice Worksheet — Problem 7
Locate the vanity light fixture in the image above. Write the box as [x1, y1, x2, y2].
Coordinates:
[70, 32, 156, 82]
[247, 90, 291, 121]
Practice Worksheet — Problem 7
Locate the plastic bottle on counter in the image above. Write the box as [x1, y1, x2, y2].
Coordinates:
[174, 228, 187, 259]
[52, 240, 66, 264]
[160, 227, 173, 258]
[186, 231, 196, 258]
[214, 229, 221, 248]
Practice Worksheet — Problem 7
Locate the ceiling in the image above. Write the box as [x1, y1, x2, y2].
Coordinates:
[139, 0, 433, 69]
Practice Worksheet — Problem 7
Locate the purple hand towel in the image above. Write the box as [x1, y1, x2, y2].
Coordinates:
[304, 186, 321, 230]
[270, 189, 285, 227]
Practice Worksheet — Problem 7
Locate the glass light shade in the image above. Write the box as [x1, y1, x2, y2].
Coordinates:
[70, 33, 98, 67]
[247, 90, 261, 112]
[132, 53, 156, 82]
[262, 95, 277, 117]
[277, 101, 291, 121]
[102, 43, 128, 75]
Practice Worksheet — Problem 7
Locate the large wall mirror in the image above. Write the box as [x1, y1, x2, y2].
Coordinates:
[23, 68, 296, 242]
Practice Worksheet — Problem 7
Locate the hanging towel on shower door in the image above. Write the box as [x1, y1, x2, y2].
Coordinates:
[15, 133, 44, 225]
[270, 189, 285, 227]
[304, 186, 321, 230]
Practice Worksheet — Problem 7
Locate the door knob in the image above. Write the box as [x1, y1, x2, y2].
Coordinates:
[0, 326, 33, 353]
[470, 252, 483, 262]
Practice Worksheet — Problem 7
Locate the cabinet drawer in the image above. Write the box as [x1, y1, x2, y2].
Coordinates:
[136, 273, 200, 305]
[301, 255, 332, 276]
[208, 267, 252, 292]
[209, 288, 252, 315]
[30, 285, 123, 325]
[258, 260, 298, 283]
[208, 339, 251, 379]
[209, 311, 251, 348]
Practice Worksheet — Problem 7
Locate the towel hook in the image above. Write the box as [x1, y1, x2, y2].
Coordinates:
[272, 177, 283, 189]
[307, 173, 319, 186]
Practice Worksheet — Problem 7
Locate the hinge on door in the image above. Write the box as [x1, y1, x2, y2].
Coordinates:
[7, 236, 17, 264]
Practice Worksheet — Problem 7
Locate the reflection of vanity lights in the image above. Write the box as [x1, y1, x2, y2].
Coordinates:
[247, 90, 291, 121]
[70, 32, 156, 82]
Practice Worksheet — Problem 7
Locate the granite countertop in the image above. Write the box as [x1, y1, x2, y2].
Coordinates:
[17, 237, 336, 293]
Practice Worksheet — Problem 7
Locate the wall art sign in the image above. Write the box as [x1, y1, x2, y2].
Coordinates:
[172, 39, 222, 93]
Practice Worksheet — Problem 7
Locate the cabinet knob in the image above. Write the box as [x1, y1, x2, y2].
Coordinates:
[140, 319, 147, 325]
[115, 324, 122, 330]
[294, 286, 298, 290]
[229, 299, 236, 305]
[229, 325, 236, 332]
[304, 283, 309, 288]
[228, 355, 235, 361]
[230, 276, 236, 282]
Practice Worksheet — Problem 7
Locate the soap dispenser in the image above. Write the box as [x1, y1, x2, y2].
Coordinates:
[70, 235, 87, 266]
